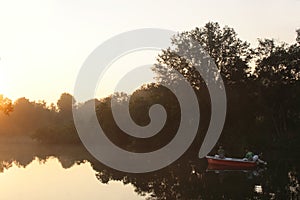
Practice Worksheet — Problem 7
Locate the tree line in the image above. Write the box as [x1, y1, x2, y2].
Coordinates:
[0, 22, 299, 158]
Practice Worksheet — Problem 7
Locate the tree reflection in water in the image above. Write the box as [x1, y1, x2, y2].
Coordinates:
[0, 140, 299, 199]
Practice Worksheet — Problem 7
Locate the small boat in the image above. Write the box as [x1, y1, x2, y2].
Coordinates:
[206, 156, 257, 169]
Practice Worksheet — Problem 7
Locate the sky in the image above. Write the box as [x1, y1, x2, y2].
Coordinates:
[0, 0, 299, 104]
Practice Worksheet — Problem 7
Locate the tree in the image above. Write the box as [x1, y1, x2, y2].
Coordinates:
[57, 93, 75, 120]
[57, 93, 75, 112]
[151, 22, 255, 153]
[0, 95, 13, 115]
[0, 97, 57, 135]
[152, 22, 252, 88]
[253, 30, 300, 143]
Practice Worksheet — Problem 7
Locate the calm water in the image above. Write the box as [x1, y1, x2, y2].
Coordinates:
[0, 158, 145, 200]
[0, 139, 299, 199]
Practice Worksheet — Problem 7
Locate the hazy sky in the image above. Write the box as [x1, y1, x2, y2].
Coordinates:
[0, 0, 299, 104]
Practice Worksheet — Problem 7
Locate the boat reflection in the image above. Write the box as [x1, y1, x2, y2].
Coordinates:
[206, 165, 267, 181]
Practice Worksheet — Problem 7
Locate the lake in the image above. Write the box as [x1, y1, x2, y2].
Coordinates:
[0, 158, 145, 200]
[0, 138, 299, 199]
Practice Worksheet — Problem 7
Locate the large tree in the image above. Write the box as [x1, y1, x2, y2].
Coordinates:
[152, 22, 252, 88]
[253, 31, 300, 143]
[57, 93, 75, 120]
[151, 22, 255, 153]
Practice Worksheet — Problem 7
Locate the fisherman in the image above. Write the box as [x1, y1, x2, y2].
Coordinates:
[244, 148, 254, 161]
[244, 149, 267, 165]
[253, 153, 267, 165]
[217, 145, 225, 159]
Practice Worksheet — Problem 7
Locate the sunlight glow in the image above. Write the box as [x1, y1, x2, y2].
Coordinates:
[95, 50, 159, 100]
[0, 157, 146, 200]
[0, 72, 9, 95]
[0, 0, 298, 103]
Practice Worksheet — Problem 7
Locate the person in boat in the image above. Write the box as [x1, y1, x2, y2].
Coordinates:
[217, 145, 225, 159]
[244, 148, 254, 161]
[253, 154, 267, 165]
[244, 149, 267, 165]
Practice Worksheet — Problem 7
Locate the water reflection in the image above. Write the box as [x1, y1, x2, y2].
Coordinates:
[0, 139, 299, 199]
[0, 157, 146, 200]
[254, 185, 263, 194]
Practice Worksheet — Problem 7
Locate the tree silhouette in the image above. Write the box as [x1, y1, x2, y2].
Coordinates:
[57, 93, 75, 121]
[152, 22, 252, 88]
[252, 32, 300, 145]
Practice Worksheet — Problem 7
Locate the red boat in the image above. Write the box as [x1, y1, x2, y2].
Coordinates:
[206, 156, 257, 169]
